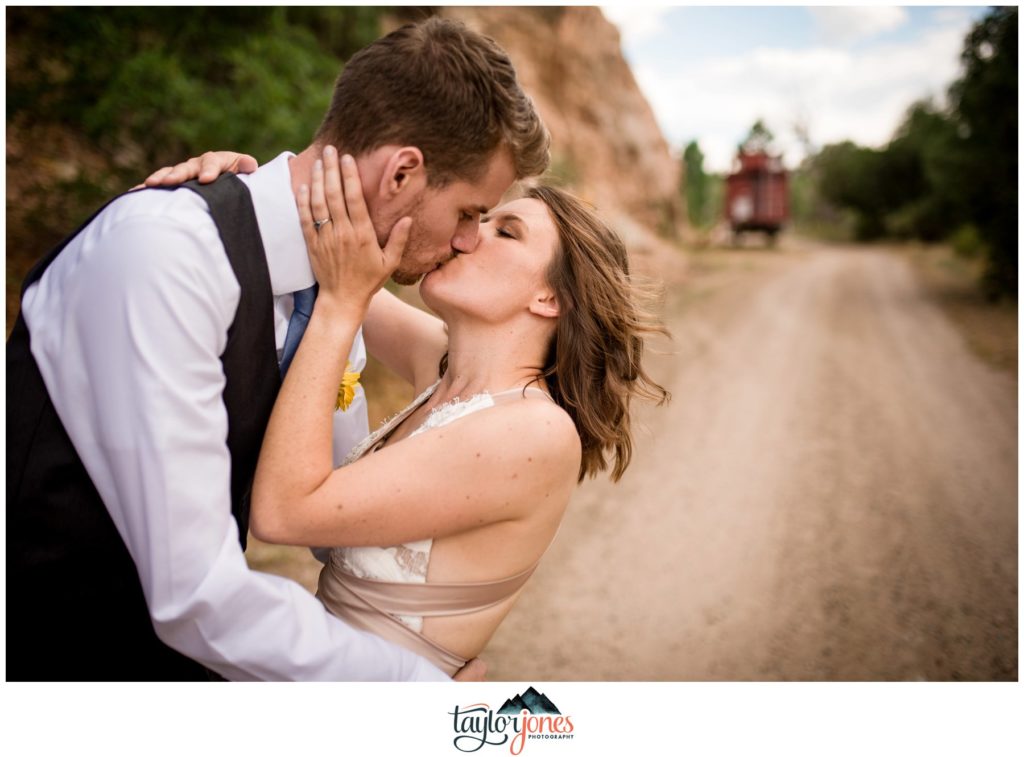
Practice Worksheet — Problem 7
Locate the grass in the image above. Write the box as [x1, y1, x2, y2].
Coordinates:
[896, 242, 1017, 379]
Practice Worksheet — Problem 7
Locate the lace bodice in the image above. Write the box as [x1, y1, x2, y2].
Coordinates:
[330, 381, 549, 631]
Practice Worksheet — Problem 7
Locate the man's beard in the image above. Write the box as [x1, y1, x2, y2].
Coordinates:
[390, 234, 430, 285]
[385, 196, 429, 286]
[391, 267, 424, 286]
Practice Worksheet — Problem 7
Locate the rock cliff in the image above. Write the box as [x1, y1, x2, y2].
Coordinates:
[434, 7, 686, 272]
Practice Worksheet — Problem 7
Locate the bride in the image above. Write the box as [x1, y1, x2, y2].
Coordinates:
[160, 150, 667, 675]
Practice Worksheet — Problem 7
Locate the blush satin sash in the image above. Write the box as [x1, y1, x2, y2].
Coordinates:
[317, 558, 539, 676]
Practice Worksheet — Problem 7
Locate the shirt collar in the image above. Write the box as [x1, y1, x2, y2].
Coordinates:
[235, 151, 314, 296]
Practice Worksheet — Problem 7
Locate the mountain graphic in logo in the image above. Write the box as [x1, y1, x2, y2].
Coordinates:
[496, 686, 561, 715]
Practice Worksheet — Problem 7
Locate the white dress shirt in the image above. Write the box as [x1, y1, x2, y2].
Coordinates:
[21, 152, 448, 682]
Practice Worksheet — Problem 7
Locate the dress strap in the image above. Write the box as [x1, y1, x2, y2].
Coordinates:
[488, 385, 554, 405]
[342, 379, 440, 465]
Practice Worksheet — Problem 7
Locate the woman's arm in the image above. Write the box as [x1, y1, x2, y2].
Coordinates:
[252, 147, 410, 541]
[364, 289, 448, 390]
[251, 396, 580, 548]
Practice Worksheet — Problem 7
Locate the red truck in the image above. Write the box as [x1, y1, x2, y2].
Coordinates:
[725, 149, 788, 244]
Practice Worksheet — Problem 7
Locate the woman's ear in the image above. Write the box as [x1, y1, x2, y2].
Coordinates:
[378, 146, 426, 200]
[529, 290, 560, 319]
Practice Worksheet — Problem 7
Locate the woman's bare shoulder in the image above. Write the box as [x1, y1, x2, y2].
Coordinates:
[456, 397, 581, 484]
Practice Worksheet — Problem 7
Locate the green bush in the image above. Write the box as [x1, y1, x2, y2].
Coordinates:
[5, 6, 393, 331]
[949, 224, 988, 260]
[8, 7, 388, 177]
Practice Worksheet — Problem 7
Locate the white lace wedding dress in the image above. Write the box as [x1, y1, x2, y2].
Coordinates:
[325, 381, 557, 643]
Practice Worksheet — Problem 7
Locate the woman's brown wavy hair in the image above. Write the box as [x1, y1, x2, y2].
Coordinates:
[439, 185, 670, 481]
[527, 184, 669, 482]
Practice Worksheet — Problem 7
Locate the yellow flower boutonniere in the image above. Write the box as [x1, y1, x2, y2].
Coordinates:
[336, 361, 362, 412]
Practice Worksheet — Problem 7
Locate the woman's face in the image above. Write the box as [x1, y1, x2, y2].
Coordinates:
[420, 197, 560, 324]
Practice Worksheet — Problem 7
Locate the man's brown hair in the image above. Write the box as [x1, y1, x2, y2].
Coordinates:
[315, 17, 549, 186]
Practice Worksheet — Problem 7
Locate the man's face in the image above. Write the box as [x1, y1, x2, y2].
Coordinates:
[389, 147, 517, 286]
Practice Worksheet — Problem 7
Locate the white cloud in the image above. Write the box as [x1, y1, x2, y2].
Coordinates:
[809, 6, 909, 45]
[932, 7, 976, 28]
[633, 14, 972, 172]
[600, 5, 671, 45]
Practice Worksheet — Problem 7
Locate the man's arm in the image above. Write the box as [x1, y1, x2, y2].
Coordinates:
[23, 201, 449, 681]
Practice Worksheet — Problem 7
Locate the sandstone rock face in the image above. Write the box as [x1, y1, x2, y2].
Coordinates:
[439, 7, 686, 270]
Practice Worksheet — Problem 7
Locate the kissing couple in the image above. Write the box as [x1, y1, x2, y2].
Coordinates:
[8, 17, 667, 681]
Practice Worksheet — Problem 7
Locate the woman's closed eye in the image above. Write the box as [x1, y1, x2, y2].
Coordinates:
[482, 213, 522, 241]
[483, 217, 515, 238]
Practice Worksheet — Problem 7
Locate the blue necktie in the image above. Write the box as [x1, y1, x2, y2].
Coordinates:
[279, 283, 318, 376]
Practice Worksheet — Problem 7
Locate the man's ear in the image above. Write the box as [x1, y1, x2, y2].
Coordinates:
[378, 146, 426, 200]
[529, 290, 560, 319]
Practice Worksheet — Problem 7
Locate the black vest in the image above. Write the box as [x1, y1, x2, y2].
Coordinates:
[6, 175, 281, 681]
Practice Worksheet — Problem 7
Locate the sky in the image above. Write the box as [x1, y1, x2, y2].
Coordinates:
[599, 4, 991, 172]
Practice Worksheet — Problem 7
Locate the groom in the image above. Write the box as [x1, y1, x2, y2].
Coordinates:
[7, 17, 549, 681]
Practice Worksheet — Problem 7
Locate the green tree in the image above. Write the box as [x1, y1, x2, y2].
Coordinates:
[740, 119, 775, 153]
[812, 141, 889, 239]
[948, 7, 1018, 299]
[682, 140, 710, 228]
[882, 100, 962, 241]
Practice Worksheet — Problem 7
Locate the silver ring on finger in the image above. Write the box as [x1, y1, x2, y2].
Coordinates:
[313, 217, 332, 232]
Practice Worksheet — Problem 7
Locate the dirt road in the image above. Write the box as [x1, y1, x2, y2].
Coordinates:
[484, 240, 1018, 681]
